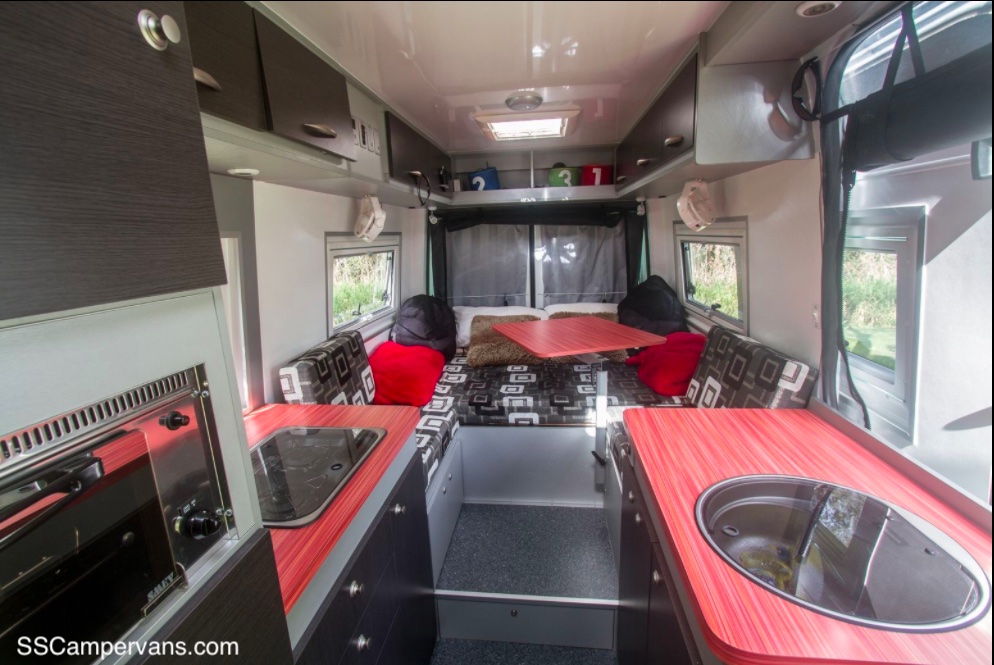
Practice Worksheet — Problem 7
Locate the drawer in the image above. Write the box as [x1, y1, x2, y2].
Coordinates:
[297, 516, 392, 665]
[341, 558, 400, 665]
[427, 439, 464, 584]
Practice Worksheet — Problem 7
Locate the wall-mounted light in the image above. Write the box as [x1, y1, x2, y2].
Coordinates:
[636, 196, 646, 216]
[428, 205, 439, 225]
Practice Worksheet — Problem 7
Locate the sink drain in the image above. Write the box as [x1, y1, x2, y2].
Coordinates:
[721, 525, 740, 537]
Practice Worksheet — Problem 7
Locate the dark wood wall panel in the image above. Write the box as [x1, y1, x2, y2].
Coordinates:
[0, 1, 225, 321]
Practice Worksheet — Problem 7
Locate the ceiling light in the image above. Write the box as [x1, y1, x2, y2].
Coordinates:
[475, 107, 581, 142]
[531, 45, 546, 58]
[506, 92, 543, 112]
[796, 1, 841, 18]
[226, 167, 260, 177]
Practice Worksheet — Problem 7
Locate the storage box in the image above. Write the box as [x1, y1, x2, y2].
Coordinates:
[467, 166, 500, 191]
[581, 164, 613, 186]
[548, 166, 581, 188]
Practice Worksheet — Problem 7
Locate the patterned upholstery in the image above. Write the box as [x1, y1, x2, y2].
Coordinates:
[431, 352, 667, 426]
[280, 331, 376, 406]
[608, 326, 817, 459]
[279, 331, 458, 490]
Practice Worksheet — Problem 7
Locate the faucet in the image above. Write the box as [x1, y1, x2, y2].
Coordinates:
[796, 483, 834, 563]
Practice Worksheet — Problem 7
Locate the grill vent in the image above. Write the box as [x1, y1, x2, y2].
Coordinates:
[0, 370, 191, 470]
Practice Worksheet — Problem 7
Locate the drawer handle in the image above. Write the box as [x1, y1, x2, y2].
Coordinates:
[193, 67, 222, 92]
[347, 580, 365, 598]
[652, 570, 662, 585]
[302, 123, 338, 138]
[663, 135, 684, 147]
[636, 158, 654, 168]
[355, 634, 372, 652]
[391, 503, 406, 516]
[138, 9, 181, 51]
[635, 512, 643, 525]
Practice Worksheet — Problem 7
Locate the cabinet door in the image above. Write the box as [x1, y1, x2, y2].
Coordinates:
[651, 55, 697, 168]
[0, 1, 225, 321]
[385, 112, 429, 181]
[254, 11, 355, 161]
[647, 546, 698, 665]
[617, 461, 652, 665]
[184, 1, 267, 130]
[382, 460, 437, 664]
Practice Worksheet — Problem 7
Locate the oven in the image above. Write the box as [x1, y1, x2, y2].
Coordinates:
[0, 366, 233, 663]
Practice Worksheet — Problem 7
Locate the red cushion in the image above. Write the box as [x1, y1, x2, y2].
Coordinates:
[369, 341, 445, 406]
[626, 332, 707, 396]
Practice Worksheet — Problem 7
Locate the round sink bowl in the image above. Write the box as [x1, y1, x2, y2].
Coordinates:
[696, 475, 990, 632]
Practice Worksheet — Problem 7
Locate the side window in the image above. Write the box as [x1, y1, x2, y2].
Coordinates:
[327, 235, 401, 333]
[840, 210, 924, 442]
[674, 220, 748, 332]
[219, 236, 249, 410]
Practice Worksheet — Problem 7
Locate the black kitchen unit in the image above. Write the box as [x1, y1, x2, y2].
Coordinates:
[0, 1, 226, 321]
[297, 452, 436, 665]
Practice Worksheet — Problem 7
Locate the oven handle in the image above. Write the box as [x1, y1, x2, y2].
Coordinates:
[0, 455, 105, 551]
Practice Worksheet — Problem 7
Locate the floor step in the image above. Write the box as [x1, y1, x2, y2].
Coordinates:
[435, 505, 618, 650]
[430, 639, 618, 665]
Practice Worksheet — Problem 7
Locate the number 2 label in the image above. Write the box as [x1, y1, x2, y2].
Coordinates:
[472, 176, 486, 191]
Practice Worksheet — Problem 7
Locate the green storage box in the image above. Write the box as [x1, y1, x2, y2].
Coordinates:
[548, 166, 581, 188]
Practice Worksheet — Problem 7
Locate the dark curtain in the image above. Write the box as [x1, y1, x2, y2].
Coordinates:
[624, 210, 649, 291]
[427, 217, 447, 300]
[819, 4, 992, 421]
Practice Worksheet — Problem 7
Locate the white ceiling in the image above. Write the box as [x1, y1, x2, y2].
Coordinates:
[262, 1, 729, 153]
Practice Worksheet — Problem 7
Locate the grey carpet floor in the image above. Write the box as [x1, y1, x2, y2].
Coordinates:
[430, 639, 618, 665]
[436, 504, 618, 599]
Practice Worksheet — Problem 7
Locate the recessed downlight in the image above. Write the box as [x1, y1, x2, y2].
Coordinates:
[796, 1, 841, 17]
[226, 167, 260, 177]
[506, 92, 543, 112]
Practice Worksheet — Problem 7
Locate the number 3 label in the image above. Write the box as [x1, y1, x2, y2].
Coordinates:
[558, 169, 572, 187]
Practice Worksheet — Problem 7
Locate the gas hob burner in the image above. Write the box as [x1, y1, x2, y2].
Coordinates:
[250, 427, 386, 528]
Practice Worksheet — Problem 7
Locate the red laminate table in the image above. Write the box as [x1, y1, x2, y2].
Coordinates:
[494, 316, 666, 483]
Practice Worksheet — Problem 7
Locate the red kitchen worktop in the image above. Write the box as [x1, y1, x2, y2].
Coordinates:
[243, 403, 420, 614]
[623, 408, 992, 665]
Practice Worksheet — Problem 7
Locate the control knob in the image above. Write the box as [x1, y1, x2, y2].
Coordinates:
[174, 509, 221, 540]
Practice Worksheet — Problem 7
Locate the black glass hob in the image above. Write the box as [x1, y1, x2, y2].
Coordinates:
[250, 427, 386, 527]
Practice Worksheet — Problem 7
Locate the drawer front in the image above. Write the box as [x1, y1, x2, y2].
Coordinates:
[254, 11, 355, 161]
[428, 440, 464, 584]
[184, 1, 267, 130]
[340, 558, 400, 665]
[297, 515, 392, 665]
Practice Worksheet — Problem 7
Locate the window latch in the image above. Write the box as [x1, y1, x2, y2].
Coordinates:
[710, 303, 722, 312]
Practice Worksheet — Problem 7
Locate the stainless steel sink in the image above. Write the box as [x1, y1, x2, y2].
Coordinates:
[696, 475, 990, 632]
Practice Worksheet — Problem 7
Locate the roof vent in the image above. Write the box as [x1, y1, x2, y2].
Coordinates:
[796, 1, 841, 18]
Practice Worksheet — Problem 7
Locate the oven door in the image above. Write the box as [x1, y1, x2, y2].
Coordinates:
[0, 431, 180, 663]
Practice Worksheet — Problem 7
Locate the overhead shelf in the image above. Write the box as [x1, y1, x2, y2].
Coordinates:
[449, 184, 620, 206]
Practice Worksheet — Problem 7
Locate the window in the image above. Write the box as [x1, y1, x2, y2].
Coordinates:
[219, 236, 248, 410]
[840, 211, 924, 442]
[674, 220, 748, 332]
[446, 224, 530, 307]
[327, 234, 400, 333]
[533, 224, 626, 307]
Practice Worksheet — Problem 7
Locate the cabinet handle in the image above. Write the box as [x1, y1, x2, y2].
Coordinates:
[347, 580, 365, 598]
[652, 570, 662, 585]
[193, 67, 222, 92]
[391, 503, 406, 516]
[663, 135, 684, 147]
[616, 175, 628, 183]
[627, 490, 635, 504]
[355, 634, 372, 652]
[138, 9, 181, 51]
[635, 512, 643, 525]
[448, 472, 453, 481]
[302, 123, 338, 138]
[442, 486, 447, 495]
[636, 158, 654, 168]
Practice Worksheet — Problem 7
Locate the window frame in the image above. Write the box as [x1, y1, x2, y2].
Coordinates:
[219, 234, 249, 411]
[673, 219, 749, 333]
[839, 207, 925, 444]
[326, 233, 401, 336]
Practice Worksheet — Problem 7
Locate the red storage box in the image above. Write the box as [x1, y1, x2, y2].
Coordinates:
[581, 164, 613, 186]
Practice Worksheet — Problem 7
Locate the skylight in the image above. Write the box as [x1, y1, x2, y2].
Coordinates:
[487, 118, 566, 141]
[475, 107, 581, 142]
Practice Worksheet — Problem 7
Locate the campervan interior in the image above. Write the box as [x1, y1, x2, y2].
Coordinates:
[1, 2, 991, 664]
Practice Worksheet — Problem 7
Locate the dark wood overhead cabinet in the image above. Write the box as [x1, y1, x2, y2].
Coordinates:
[615, 54, 698, 188]
[184, 0, 267, 131]
[385, 112, 451, 192]
[254, 11, 356, 161]
[0, 1, 225, 321]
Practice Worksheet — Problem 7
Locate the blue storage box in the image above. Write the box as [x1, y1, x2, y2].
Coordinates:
[467, 166, 500, 191]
